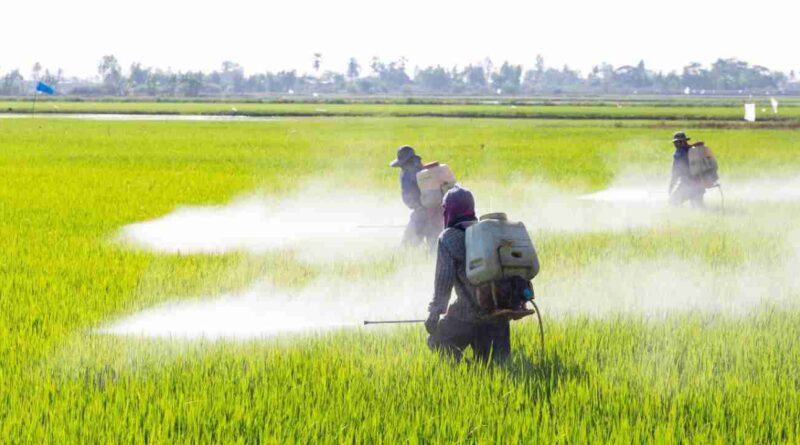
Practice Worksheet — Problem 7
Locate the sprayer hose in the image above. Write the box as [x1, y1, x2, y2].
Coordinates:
[530, 300, 545, 358]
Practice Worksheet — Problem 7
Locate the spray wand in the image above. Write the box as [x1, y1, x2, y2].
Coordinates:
[363, 319, 425, 325]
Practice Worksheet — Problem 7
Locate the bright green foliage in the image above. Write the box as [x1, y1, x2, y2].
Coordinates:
[1, 115, 799, 443]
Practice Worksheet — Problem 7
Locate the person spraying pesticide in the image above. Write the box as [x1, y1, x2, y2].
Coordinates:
[425, 186, 541, 364]
[668, 131, 720, 208]
[390, 145, 456, 250]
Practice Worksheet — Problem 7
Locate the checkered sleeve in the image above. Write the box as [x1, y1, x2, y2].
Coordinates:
[428, 233, 457, 315]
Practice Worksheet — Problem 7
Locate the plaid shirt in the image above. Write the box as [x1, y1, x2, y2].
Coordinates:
[428, 222, 481, 321]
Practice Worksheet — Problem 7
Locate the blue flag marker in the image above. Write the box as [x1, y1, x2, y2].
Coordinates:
[32, 81, 55, 117]
[35, 81, 55, 95]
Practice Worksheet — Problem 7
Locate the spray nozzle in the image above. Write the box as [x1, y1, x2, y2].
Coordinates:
[523, 287, 534, 301]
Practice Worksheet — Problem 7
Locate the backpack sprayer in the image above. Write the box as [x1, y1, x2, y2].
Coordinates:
[364, 213, 545, 355]
[689, 142, 724, 212]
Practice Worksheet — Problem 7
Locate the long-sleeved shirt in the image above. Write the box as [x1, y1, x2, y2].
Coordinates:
[400, 166, 423, 210]
[428, 222, 481, 321]
[672, 146, 691, 180]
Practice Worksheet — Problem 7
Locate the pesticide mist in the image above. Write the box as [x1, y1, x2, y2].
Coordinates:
[103, 176, 800, 339]
[119, 186, 408, 263]
[100, 264, 434, 339]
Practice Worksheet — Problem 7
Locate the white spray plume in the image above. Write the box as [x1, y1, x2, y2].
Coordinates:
[543, 254, 800, 318]
[469, 179, 682, 234]
[101, 240, 800, 339]
[104, 177, 800, 339]
[100, 263, 434, 339]
[579, 175, 800, 205]
[119, 186, 407, 263]
[118, 181, 685, 264]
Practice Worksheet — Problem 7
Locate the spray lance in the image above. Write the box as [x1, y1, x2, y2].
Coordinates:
[363, 319, 425, 325]
[362, 288, 544, 356]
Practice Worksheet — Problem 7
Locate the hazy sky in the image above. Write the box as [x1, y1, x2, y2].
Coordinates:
[3, 0, 798, 78]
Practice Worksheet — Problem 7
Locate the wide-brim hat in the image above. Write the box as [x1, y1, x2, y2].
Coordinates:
[672, 132, 691, 142]
[390, 145, 416, 167]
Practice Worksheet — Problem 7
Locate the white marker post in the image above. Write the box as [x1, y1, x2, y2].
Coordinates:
[744, 103, 757, 122]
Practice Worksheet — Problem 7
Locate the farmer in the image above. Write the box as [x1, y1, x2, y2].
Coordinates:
[668, 131, 705, 208]
[390, 145, 444, 250]
[425, 186, 510, 364]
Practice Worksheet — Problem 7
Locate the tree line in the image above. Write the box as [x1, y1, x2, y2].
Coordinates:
[1, 55, 798, 97]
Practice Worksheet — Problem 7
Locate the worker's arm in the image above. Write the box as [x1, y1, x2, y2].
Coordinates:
[428, 236, 456, 316]
[668, 174, 678, 195]
[400, 169, 423, 209]
[669, 156, 684, 194]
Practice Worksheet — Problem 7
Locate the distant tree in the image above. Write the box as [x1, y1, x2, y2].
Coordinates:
[177, 72, 204, 97]
[535, 55, 545, 77]
[207, 71, 222, 90]
[129, 63, 150, 90]
[584, 65, 602, 90]
[634, 60, 651, 87]
[664, 71, 682, 91]
[355, 77, 378, 94]
[41, 68, 63, 90]
[462, 65, 487, 92]
[491, 62, 522, 94]
[651, 70, 682, 93]
[369, 57, 382, 76]
[319, 71, 346, 91]
[415, 66, 453, 92]
[312, 53, 322, 74]
[150, 69, 178, 95]
[98, 55, 124, 95]
[1, 53, 793, 97]
[682, 62, 712, 91]
[369, 57, 410, 91]
[705, 58, 783, 91]
[0, 69, 25, 95]
[142, 71, 159, 95]
[710, 58, 746, 90]
[614, 60, 650, 89]
[599, 63, 615, 92]
[266, 70, 297, 93]
[482, 57, 494, 81]
[347, 57, 360, 79]
[220, 61, 244, 93]
[31, 62, 42, 82]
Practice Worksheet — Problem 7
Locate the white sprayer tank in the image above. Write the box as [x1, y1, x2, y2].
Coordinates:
[465, 213, 539, 286]
[416, 162, 456, 208]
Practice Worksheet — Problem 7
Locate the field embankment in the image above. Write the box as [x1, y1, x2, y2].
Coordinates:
[2, 98, 800, 121]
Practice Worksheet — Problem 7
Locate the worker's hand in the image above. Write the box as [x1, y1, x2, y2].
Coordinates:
[424, 312, 440, 335]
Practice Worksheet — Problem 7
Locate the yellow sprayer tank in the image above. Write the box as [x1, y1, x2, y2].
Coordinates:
[688, 142, 719, 188]
[465, 213, 539, 286]
[416, 162, 456, 208]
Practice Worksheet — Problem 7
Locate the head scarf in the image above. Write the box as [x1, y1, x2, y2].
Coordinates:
[442, 186, 477, 228]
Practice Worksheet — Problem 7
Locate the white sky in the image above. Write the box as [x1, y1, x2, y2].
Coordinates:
[2, 0, 798, 78]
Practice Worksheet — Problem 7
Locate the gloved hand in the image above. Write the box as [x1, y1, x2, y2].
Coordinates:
[425, 312, 440, 335]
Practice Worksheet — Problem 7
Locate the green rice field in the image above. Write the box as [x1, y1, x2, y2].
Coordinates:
[1, 112, 800, 443]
